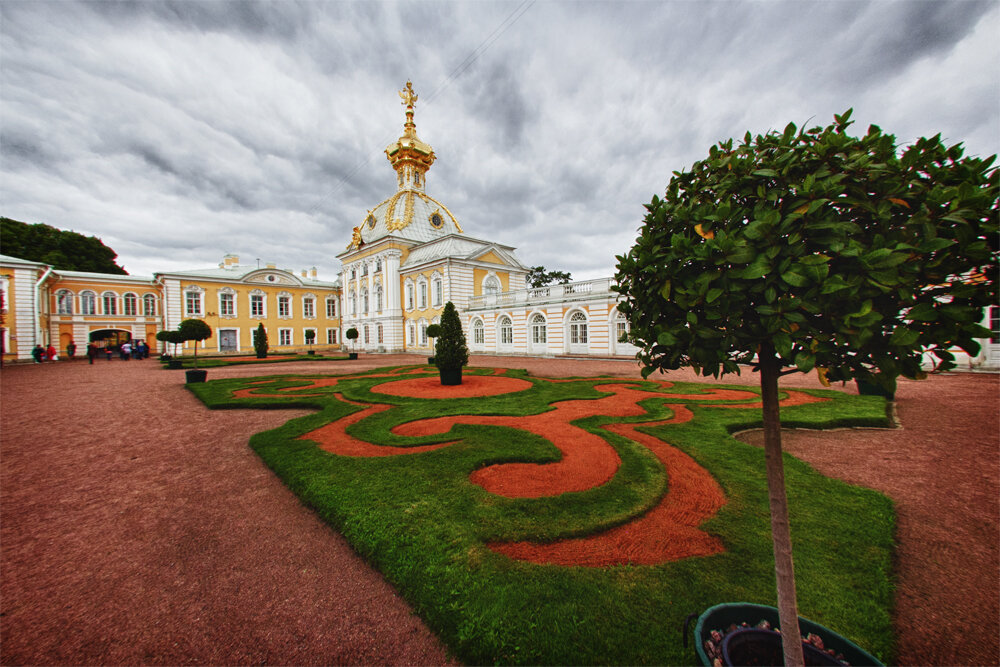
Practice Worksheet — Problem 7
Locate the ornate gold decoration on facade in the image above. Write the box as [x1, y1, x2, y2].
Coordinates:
[347, 225, 363, 250]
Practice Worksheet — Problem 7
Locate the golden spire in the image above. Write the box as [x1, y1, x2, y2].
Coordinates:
[386, 81, 435, 192]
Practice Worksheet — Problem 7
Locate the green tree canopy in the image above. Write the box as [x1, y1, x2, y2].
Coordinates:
[178, 319, 212, 368]
[1, 217, 128, 274]
[613, 110, 997, 665]
[526, 266, 572, 288]
[434, 301, 468, 371]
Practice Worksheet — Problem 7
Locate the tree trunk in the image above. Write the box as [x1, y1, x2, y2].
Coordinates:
[758, 341, 804, 667]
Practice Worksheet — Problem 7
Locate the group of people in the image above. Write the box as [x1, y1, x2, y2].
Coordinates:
[84, 340, 151, 363]
[31, 339, 152, 364]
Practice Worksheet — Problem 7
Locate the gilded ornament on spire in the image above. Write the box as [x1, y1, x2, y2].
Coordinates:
[398, 81, 418, 108]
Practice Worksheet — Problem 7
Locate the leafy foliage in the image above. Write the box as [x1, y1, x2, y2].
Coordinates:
[178, 318, 212, 368]
[527, 265, 573, 288]
[1, 217, 128, 274]
[253, 323, 268, 358]
[614, 110, 998, 388]
[434, 301, 469, 372]
[426, 323, 442, 338]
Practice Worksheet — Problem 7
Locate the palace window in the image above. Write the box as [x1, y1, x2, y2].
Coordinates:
[484, 276, 500, 295]
[278, 295, 291, 318]
[530, 313, 547, 344]
[570, 311, 588, 345]
[499, 316, 513, 346]
[473, 319, 484, 345]
[56, 290, 73, 315]
[616, 313, 629, 341]
[279, 328, 291, 346]
[406, 284, 414, 310]
[220, 292, 235, 316]
[433, 278, 442, 306]
[123, 293, 137, 316]
[143, 294, 156, 316]
[184, 291, 201, 316]
[350, 291, 357, 315]
[326, 297, 337, 318]
[376, 285, 383, 312]
[364, 325, 370, 344]
[362, 289, 369, 313]
[377, 323, 384, 344]
[326, 328, 338, 344]
[418, 281, 427, 309]
[375, 258, 382, 272]
[104, 292, 119, 316]
[408, 323, 416, 345]
[251, 293, 265, 318]
[420, 322, 427, 346]
[80, 291, 96, 315]
[303, 296, 315, 318]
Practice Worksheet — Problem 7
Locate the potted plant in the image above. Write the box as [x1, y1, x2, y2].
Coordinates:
[178, 318, 212, 383]
[434, 302, 468, 385]
[253, 323, 268, 359]
[425, 323, 441, 364]
[305, 328, 316, 355]
[345, 327, 359, 359]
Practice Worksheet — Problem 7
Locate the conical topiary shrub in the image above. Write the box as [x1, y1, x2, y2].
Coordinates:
[434, 302, 468, 385]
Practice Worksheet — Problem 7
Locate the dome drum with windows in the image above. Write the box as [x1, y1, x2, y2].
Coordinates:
[348, 81, 463, 250]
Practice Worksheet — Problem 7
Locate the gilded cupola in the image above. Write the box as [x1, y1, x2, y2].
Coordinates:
[384, 81, 436, 192]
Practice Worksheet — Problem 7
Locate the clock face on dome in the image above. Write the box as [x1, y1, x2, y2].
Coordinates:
[429, 211, 444, 229]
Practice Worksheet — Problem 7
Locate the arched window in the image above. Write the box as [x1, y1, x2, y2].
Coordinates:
[418, 280, 428, 309]
[350, 291, 357, 315]
[530, 313, 547, 345]
[123, 293, 138, 316]
[570, 311, 588, 345]
[484, 276, 500, 295]
[432, 277, 443, 306]
[375, 285, 383, 312]
[102, 292, 118, 316]
[615, 312, 629, 341]
[80, 291, 96, 315]
[420, 321, 428, 346]
[499, 316, 513, 346]
[472, 318, 485, 345]
[362, 288, 369, 314]
[377, 323, 384, 344]
[56, 290, 73, 315]
[143, 294, 157, 316]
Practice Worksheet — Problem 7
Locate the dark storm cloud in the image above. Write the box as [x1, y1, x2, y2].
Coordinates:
[0, 130, 56, 171]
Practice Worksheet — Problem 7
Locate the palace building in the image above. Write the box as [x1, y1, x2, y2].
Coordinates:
[2, 82, 996, 369]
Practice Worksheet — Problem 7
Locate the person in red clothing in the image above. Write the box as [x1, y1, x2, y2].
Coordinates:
[46, 344, 56, 361]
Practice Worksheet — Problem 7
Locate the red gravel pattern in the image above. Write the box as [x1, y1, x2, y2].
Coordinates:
[2, 354, 997, 665]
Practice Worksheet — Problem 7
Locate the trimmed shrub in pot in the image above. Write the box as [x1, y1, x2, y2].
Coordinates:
[346, 327, 359, 359]
[426, 323, 441, 364]
[253, 323, 268, 359]
[434, 302, 467, 385]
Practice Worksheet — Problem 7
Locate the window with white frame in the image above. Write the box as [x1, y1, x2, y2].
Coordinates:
[420, 321, 428, 346]
[375, 285, 383, 312]
[405, 283, 414, 310]
[103, 292, 118, 315]
[531, 313, 547, 344]
[326, 328, 338, 344]
[499, 316, 513, 346]
[362, 288, 369, 313]
[220, 292, 235, 316]
[303, 296, 315, 318]
[143, 294, 156, 316]
[615, 313, 629, 341]
[408, 323, 415, 345]
[433, 278, 442, 306]
[350, 291, 357, 315]
[473, 319, 484, 344]
[80, 291, 96, 315]
[278, 294, 291, 318]
[304, 328, 316, 345]
[250, 291, 266, 318]
[570, 311, 588, 345]
[375, 258, 382, 272]
[279, 328, 292, 346]
[418, 281, 427, 309]
[363, 325, 370, 344]
[184, 290, 201, 316]
[56, 290, 73, 315]
[377, 323, 383, 344]
[484, 275, 500, 295]
[326, 297, 337, 318]
[123, 293, 137, 316]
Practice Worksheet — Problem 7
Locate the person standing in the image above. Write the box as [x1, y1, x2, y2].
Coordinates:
[67, 340, 77, 360]
[87, 343, 98, 364]
[46, 343, 56, 362]
[121, 341, 132, 361]
[32, 345, 44, 363]
[105, 343, 113, 361]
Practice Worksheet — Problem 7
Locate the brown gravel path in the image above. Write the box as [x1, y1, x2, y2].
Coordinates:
[2, 354, 997, 665]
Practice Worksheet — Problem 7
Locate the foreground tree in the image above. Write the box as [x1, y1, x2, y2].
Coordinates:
[0, 217, 128, 274]
[178, 319, 213, 369]
[253, 323, 268, 359]
[526, 265, 573, 288]
[434, 302, 468, 385]
[614, 110, 997, 665]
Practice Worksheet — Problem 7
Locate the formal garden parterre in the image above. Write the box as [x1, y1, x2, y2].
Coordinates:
[189, 364, 896, 665]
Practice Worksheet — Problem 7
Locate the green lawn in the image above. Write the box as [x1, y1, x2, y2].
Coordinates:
[189, 365, 896, 665]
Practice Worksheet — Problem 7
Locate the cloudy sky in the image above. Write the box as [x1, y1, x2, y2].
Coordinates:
[2, 1, 997, 282]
